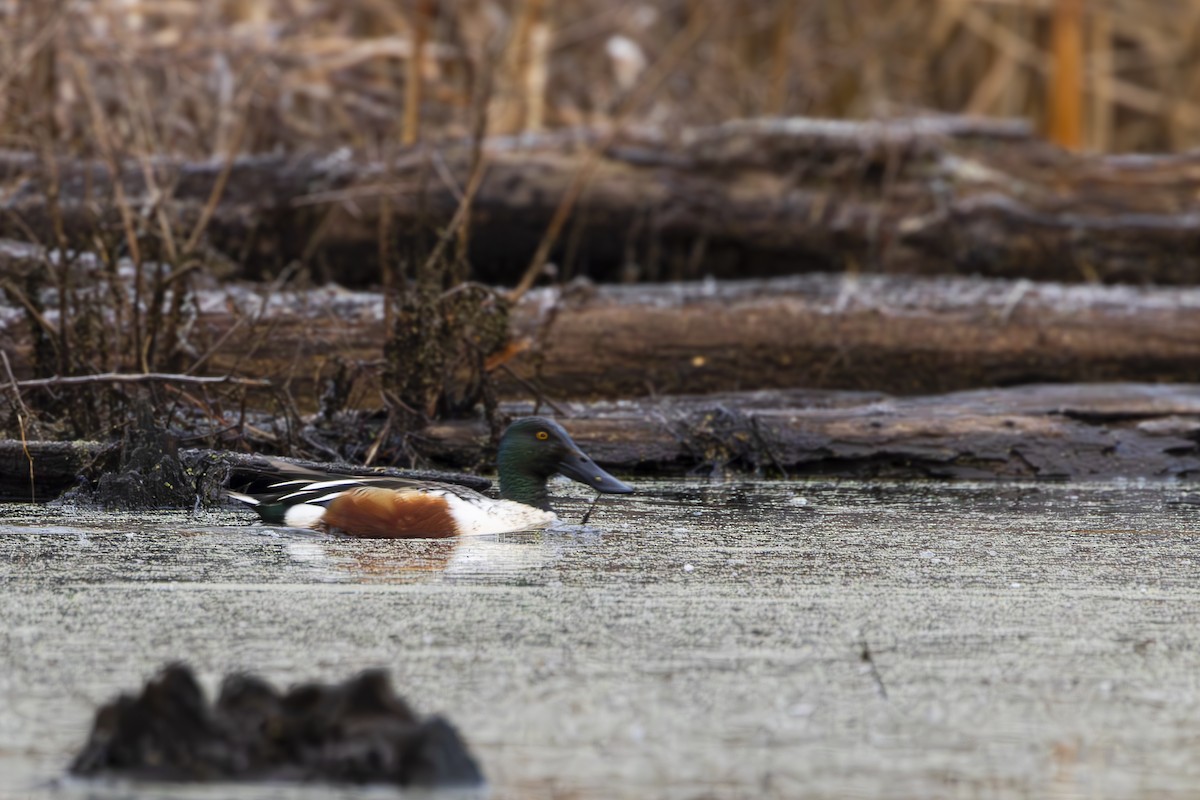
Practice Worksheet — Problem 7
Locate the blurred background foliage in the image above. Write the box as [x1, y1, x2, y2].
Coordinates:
[1, 0, 1195, 158]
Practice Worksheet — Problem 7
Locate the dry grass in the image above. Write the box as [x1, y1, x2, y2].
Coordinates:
[3, 0, 1200, 157]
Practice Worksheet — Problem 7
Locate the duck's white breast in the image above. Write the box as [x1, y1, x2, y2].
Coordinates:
[439, 490, 556, 536]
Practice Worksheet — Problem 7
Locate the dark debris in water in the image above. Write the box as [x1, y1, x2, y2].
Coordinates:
[70, 663, 484, 788]
[55, 403, 198, 511]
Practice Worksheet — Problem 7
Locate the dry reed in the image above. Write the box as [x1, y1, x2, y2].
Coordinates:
[2, 0, 1199, 157]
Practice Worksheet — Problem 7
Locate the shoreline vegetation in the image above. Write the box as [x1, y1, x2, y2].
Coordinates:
[1, 2, 1198, 502]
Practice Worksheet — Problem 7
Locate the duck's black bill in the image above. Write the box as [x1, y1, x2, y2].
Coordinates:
[556, 452, 634, 494]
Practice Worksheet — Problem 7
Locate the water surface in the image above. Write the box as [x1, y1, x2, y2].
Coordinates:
[3, 480, 1200, 799]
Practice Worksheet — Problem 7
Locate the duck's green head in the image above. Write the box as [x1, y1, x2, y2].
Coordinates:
[496, 417, 633, 510]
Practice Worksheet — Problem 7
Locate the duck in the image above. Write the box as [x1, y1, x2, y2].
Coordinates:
[227, 417, 633, 539]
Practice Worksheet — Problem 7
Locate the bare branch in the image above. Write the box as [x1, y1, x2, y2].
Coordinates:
[0, 373, 271, 392]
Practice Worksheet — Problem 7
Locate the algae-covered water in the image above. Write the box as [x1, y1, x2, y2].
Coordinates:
[3, 479, 1200, 799]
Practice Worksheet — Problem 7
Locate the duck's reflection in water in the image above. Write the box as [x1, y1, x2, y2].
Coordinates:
[282, 531, 551, 584]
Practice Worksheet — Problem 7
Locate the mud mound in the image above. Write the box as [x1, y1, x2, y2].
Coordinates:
[70, 663, 483, 788]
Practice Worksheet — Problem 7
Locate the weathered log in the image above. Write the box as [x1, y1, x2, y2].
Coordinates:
[3, 271, 1200, 405]
[127, 273, 1200, 400]
[0, 439, 99, 501]
[0, 443, 490, 505]
[6, 117, 1200, 285]
[505, 274, 1200, 398]
[421, 383, 1200, 481]
[4, 382, 1199, 500]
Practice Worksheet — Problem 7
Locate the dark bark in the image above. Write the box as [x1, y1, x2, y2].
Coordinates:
[421, 383, 1200, 481]
[6, 117, 1200, 286]
[0, 439, 97, 501]
[5, 382, 1198, 501]
[0, 443, 490, 505]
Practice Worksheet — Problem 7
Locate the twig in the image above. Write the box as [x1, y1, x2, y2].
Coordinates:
[521, 0, 550, 132]
[508, 5, 716, 301]
[301, 431, 341, 462]
[402, 0, 433, 145]
[457, 21, 499, 269]
[496, 363, 568, 416]
[363, 405, 396, 467]
[68, 56, 145, 365]
[414, 149, 491, 282]
[381, 390, 423, 424]
[768, 1, 795, 115]
[1, 350, 35, 502]
[184, 311, 249, 377]
[859, 636, 889, 701]
[185, 73, 261, 254]
[187, 263, 300, 377]
[0, 277, 58, 340]
[0, 10, 62, 99]
[999, 278, 1033, 322]
[430, 149, 465, 204]
[748, 415, 788, 479]
[0, 373, 271, 392]
[580, 491, 601, 525]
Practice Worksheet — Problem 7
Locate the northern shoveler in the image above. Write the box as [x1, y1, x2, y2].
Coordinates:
[227, 417, 633, 539]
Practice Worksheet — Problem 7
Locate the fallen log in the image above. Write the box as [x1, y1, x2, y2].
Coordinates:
[3, 272, 1200, 405]
[505, 274, 1200, 399]
[6, 117, 1200, 285]
[0, 439, 99, 502]
[3, 383, 1200, 501]
[0, 442, 491, 505]
[420, 383, 1200, 481]
[125, 272, 1200, 400]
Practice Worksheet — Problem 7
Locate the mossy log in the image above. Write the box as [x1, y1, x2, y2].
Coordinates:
[6, 117, 1200, 285]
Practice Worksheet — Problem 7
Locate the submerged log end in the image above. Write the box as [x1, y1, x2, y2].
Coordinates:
[0, 439, 101, 502]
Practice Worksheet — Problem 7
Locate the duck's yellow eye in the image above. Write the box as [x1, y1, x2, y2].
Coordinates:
[536, 431, 549, 440]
